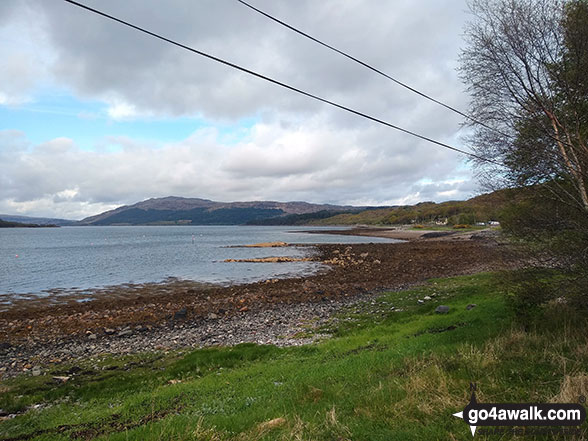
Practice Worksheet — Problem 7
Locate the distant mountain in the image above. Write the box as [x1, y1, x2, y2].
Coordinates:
[78, 196, 357, 226]
[0, 218, 60, 228]
[3, 190, 516, 228]
[0, 214, 75, 226]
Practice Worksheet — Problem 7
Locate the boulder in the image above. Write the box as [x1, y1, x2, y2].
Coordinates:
[173, 307, 188, 320]
[53, 376, 71, 383]
[435, 305, 450, 314]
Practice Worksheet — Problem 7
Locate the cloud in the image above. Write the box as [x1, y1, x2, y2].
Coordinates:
[16, 0, 470, 124]
[106, 100, 139, 120]
[0, 124, 476, 219]
[0, 2, 51, 105]
[0, 0, 482, 218]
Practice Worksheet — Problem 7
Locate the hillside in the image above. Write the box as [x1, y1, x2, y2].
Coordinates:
[0, 215, 73, 226]
[311, 189, 516, 226]
[75, 190, 517, 226]
[77, 196, 356, 226]
[247, 209, 366, 226]
[0, 219, 58, 228]
[4, 190, 517, 227]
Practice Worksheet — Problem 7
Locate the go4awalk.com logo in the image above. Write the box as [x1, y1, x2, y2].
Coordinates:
[453, 384, 586, 437]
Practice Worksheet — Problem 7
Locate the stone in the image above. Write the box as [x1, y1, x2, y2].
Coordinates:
[435, 305, 450, 314]
[88, 334, 97, 340]
[258, 417, 286, 430]
[53, 376, 71, 383]
[466, 304, 477, 310]
[32, 366, 41, 376]
[423, 296, 432, 301]
[104, 328, 116, 335]
[417, 299, 425, 305]
[173, 307, 188, 320]
[208, 313, 219, 320]
[117, 329, 133, 337]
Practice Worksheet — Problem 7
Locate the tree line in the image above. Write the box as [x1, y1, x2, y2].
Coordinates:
[460, 0, 588, 313]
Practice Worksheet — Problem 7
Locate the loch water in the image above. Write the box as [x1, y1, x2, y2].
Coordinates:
[0, 225, 398, 299]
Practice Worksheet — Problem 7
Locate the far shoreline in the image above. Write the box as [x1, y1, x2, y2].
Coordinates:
[302, 225, 496, 241]
[0, 231, 507, 377]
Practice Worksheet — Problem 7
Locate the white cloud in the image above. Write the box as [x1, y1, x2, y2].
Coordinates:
[106, 100, 139, 120]
[0, 1, 54, 105]
[0, 125, 477, 219]
[0, 0, 484, 218]
[7, 0, 471, 125]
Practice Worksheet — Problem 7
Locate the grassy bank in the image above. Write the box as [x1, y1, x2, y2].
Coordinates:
[1, 273, 587, 440]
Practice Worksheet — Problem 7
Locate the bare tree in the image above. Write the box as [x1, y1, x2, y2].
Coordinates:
[460, 0, 588, 212]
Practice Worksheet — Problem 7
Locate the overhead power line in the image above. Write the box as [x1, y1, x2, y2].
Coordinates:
[62, 0, 500, 166]
[236, 0, 511, 139]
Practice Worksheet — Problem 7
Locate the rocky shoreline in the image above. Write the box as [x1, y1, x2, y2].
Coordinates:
[0, 292, 384, 379]
[0, 232, 507, 378]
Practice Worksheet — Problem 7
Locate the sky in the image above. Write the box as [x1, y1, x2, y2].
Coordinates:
[0, 0, 481, 220]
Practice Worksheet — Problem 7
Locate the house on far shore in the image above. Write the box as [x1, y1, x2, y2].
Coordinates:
[435, 218, 448, 225]
[476, 222, 486, 226]
[489, 220, 500, 226]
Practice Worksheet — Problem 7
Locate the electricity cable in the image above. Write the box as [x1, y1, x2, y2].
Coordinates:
[235, 0, 511, 139]
[62, 0, 501, 165]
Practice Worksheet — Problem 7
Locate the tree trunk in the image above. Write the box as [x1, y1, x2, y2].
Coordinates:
[549, 115, 588, 211]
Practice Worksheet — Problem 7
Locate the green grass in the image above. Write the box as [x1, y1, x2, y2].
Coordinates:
[1, 273, 587, 440]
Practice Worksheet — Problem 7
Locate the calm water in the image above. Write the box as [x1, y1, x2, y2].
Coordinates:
[0, 226, 398, 299]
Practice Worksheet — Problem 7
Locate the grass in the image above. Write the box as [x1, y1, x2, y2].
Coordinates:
[1, 272, 587, 440]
